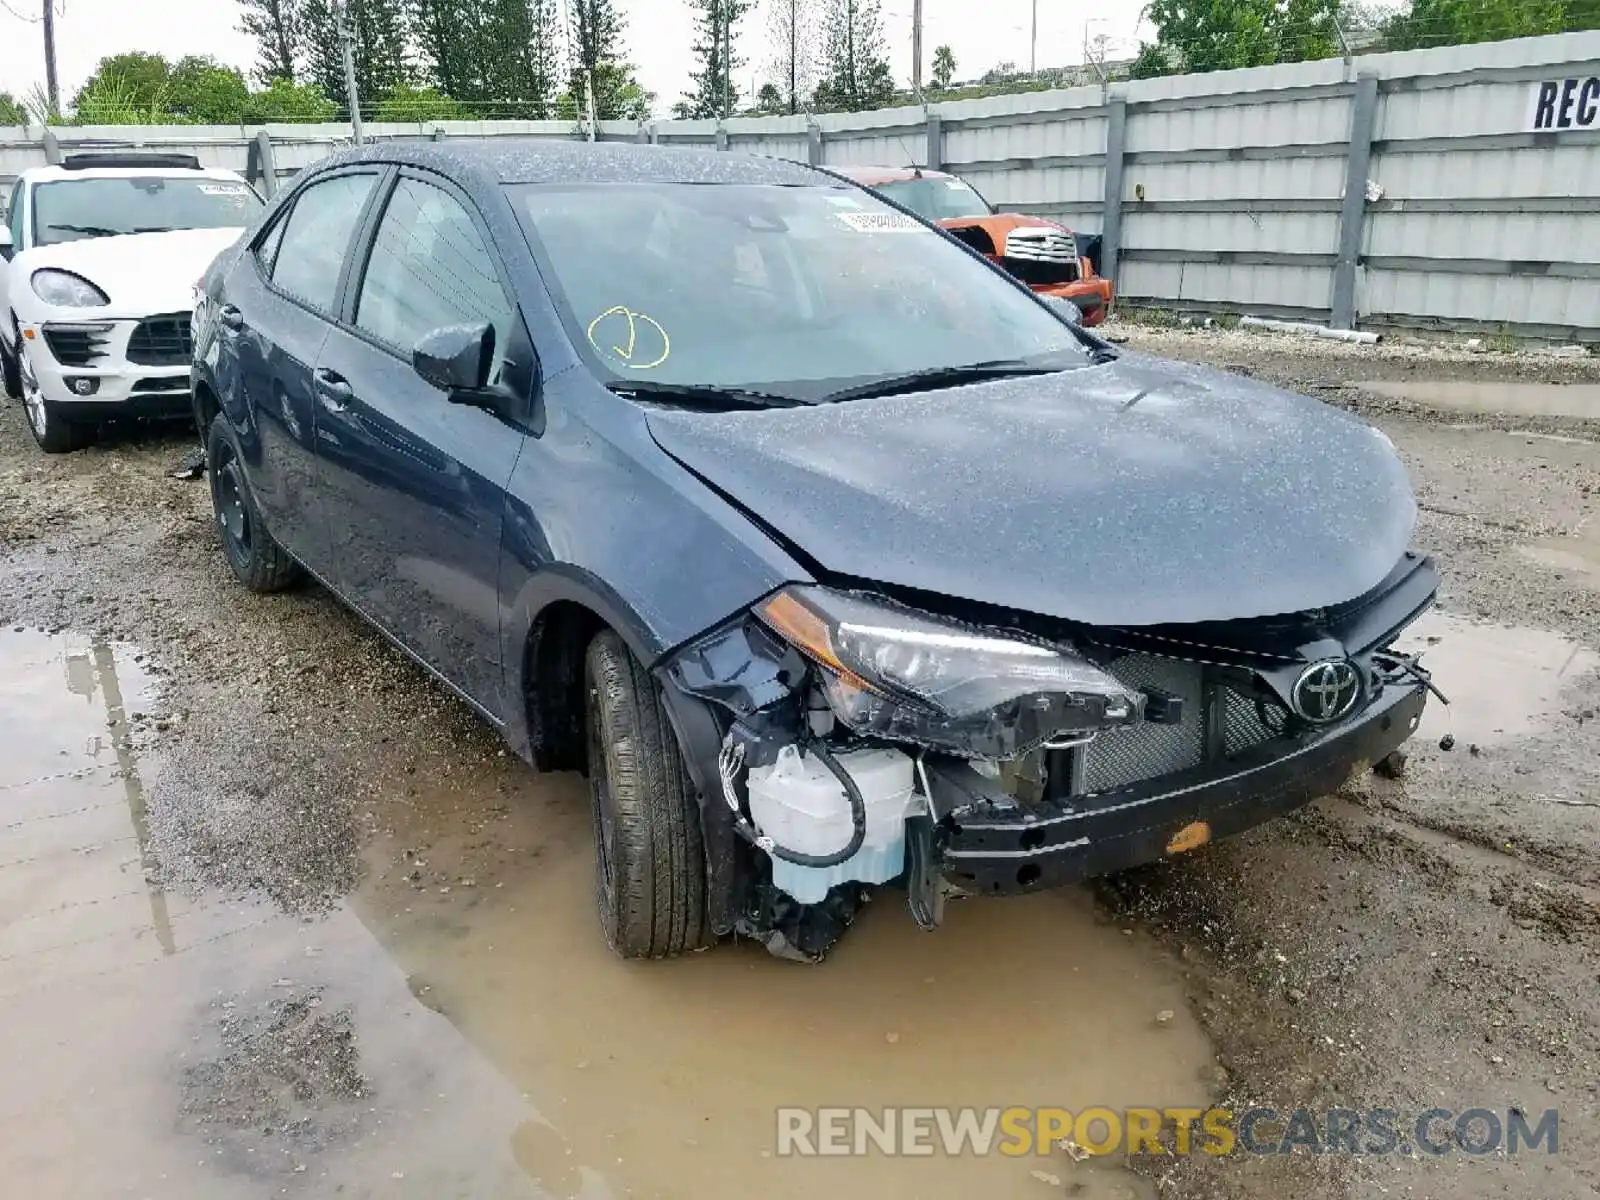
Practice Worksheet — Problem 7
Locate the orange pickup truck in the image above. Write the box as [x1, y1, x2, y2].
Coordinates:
[831, 165, 1114, 327]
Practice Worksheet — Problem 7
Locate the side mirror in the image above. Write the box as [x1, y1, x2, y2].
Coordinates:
[1042, 295, 1082, 326]
[413, 322, 494, 394]
[0, 225, 13, 262]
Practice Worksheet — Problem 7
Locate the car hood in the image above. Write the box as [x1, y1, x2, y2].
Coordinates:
[17, 227, 245, 314]
[645, 352, 1418, 627]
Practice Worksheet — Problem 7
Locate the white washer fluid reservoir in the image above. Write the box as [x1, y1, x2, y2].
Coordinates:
[745, 744, 918, 904]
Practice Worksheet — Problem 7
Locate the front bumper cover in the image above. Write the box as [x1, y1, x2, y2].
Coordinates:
[933, 679, 1426, 895]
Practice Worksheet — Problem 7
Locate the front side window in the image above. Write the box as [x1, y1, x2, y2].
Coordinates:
[510, 182, 1086, 400]
[6, 182, 22, 247]
[870, 176, 994, 222]
[31, 175, 264, 246]
[269, 173, 377, 314]
[355, 177, 511, 374]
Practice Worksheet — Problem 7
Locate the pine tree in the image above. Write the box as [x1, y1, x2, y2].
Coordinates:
[766, 0, 820, 114]
[411, 0, 476, 97]
[567, 0, 652, 120]
[238, 0, 302, 85]
[814, 0, 894, 113]
[528, 0, 564, 116]
[678, 0, 753, 120]
[299, 0, 411, 112]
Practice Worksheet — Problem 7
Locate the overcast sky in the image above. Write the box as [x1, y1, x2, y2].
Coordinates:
[0, 0, 1147, 116]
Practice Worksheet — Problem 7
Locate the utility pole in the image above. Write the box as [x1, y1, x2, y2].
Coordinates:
[1030, 0, 1038, 76]
[42, 0, 59, 116]
[336, 0, 364, 145]
[912, 0, 923, 99]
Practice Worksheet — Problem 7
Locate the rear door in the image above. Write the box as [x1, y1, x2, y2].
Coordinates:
[221, 168, 384, 572]
[311, 169, 528, 718]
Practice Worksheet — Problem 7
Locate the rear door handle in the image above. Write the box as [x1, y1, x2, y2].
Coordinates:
[218, 305, 244, 331]
[313, 368, 353, 412]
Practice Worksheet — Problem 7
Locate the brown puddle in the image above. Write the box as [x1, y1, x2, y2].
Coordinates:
[355, 774, 1215, 1200]
[1, 627, 1217, 1199]
[1392, 611, 1599, 746]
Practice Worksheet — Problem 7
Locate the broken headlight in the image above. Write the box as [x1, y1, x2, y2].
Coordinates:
[754, 586, 1143, 759]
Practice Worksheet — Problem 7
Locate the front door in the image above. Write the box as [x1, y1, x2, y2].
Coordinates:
[311, 171, 526, 718]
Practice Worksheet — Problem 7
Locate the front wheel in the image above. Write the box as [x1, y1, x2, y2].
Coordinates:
[206, 413, 303, 593]
[17, 340, 91, 454]
[584, 630, 710, 959]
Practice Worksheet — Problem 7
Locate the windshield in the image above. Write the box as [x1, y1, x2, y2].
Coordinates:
[32, 176, 263, 246]
[870, 176, 995, 222]
[511, 182, 1087, 400]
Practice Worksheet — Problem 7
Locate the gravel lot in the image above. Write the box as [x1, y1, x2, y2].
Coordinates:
[2, 323, 1598, 1200]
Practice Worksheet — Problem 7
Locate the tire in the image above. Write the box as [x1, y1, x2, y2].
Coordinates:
[16, 336, 92, 453]
[584, 629, 710, 959]
[206, 412, 303, 593]
[1, 333, 20, 402]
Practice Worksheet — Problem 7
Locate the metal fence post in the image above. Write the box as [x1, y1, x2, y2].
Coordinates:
[925, 113, 943, 169]
[1099, 96, 1127, 285]
[1331, 73, 1379, 330]
[715, 122, 729, 151]
[249, 130, 278, 198]
[807, 119, 823, 166]
[41, 127, 61, 165]
[636, 121, 650, 144]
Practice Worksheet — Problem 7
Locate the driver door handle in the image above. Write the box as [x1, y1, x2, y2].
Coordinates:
[313, 367, 353, 413]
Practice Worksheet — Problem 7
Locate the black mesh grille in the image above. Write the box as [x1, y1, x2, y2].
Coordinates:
[1080, 655, 1206, 794]
[1223, 689, 1283, 758]
[42, 324, 112, 367]
[126, 314, 192, 366]
[132, 376, 187, 393]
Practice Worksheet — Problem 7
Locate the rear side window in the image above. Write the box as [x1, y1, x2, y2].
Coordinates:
[269, 173, 376, 313]
[354, 177, 511, 373]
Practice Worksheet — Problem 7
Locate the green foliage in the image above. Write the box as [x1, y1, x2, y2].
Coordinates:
[930, 44, 956, 89]
[1128, 43, 1176, 79]
[0, 92, 27, 126]
[753, 83, 786, 114]
[168, 57, 252, 123]
[678, 0, 755, 119]
[241, 77, 340, 123]
[1380, 0, 1597, 50]
[815, 0, 896, 112]
[1138, 0, 1344, 75]
[73, 76, 176, 126]
[299, 0, 411, 112]
[236, 0, 303, 85]
[372, 84, 472, 121]
[70, 52, 172, 115]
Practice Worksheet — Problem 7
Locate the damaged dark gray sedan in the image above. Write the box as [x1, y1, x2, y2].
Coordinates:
[191, 140, 1438, 964]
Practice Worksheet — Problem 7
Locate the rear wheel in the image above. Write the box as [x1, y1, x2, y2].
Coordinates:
[206, 413, 303, 593]
[584, 629, 710, 959]
[17, 338, 91, 454]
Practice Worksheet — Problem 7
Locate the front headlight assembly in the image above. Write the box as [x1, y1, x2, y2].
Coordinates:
[32, 269, 110, 308]
[754, 586, 1143, 759]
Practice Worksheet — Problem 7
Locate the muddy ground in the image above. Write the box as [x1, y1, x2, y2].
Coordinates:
[2, 325, 1598, 1200]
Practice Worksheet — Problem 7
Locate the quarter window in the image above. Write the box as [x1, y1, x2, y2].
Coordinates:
[269, 173, 377, 313]
[355, 177, 511, 375]
[6, 182, 23, 248]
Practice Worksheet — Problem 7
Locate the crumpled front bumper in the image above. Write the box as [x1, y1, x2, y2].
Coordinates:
[1034, 277, 1114, 327]
[935, 680, 1427, 896]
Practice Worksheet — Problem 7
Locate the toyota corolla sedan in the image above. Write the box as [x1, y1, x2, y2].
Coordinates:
[192, 140, 1438, 964]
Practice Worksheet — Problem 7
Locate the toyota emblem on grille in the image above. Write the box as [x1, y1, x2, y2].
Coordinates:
[1292, 660, 1362, 724]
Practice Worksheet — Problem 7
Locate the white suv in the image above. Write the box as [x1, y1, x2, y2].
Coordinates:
[0, 152, 264, 452]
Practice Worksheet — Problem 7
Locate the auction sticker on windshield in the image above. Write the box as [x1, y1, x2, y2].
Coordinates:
[835, 211, 926, 233]
[198, 183, 252, 196]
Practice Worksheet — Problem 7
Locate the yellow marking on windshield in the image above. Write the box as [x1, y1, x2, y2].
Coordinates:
[586, 306, 671, 370]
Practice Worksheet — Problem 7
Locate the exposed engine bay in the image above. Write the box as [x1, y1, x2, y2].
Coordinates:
[659, 554, 1440, 963]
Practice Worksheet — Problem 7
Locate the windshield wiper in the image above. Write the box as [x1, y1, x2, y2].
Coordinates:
[133, 226, 176, 233]
[46, 223, 123, 238]
[816, 359, 1070, 404]
[606, 380, 806, 411]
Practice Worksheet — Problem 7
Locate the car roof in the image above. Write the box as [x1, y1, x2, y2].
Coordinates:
[828, 165, 956, 186]
[21, 163, 249, 185]
[314, 138, 836, 190]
